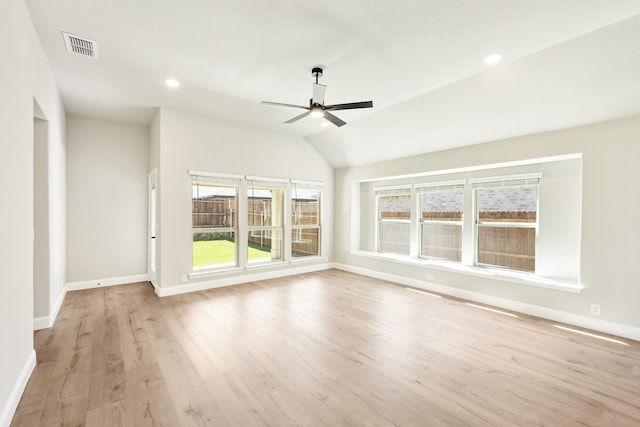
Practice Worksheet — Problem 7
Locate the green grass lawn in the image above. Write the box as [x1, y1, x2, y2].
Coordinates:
[193, 239, 271, 267]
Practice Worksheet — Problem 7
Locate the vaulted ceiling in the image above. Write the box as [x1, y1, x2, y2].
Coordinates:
[26, 0, 640, 167]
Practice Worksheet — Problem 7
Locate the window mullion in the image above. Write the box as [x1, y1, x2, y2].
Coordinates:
[461, 183, 475, 266]
[238, 180, 248, 268]
[409, 187, 419, 258]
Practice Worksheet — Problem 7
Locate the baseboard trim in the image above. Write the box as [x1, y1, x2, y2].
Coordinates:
[32, 316, 50, 331]
[157, 263, 332, 297]
[65, 273, 150, 292]
[334, 263, 640, 342]
[33, 284, 68, 331]
[0, 349, 36, 427]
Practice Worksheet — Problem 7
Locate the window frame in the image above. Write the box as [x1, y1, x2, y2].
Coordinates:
[471, 174, 541, 273]
[190, 172, 242, 270]
[246, 177, 288, 265]
[189, 171, 326, 276]
[416, 181, 465, 263]
[375, 185, 412, 255]
[291, 180, 323, 260]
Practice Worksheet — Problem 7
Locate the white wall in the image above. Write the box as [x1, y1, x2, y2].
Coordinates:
[148, 110, 161, 286]
[335, 115, 640, 330]
[66, 116, 149, 283]
[33, 118, 50, 318]
[155, 109, 334, 291]
[0, 0, 66, 425]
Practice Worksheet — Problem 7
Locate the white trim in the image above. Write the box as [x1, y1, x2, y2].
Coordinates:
[245, 260, 288, 271]
[246, 175, 289, 183]
[351, 250, 582, 293]
[157, 262, 332, 297]
[190, 266, 243, 279]
[0, 349, 36, 427]
[33, 285, 67, 330]
[50, 285, 66, 324]
[469, 172, 542, 185]
[189, 170, 243, 180]
[373, 184, 412, 192]
[414, 179, 466, 189]
[290, 178, 324, 188]
[33, 316, 50, 330]
[291, 255, 328, 265]
[65, 273, 150, 292]
[333, 263, 639, 342]
[356, 153, 581, 184]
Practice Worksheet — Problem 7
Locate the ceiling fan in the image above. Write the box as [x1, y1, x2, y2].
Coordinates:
[261, 67, 373, 127]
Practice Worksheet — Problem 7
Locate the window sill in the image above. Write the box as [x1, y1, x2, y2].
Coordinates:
[189, 266, 243, 279]
[245, 260, 288, 271]
[351, 250, 583, 294]
[291, 255, 328, 265]
[189, 256, 328, 280]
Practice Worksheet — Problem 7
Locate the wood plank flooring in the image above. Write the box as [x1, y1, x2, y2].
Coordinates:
[11, 269, 640, 426]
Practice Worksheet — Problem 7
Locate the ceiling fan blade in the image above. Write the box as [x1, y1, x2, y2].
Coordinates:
[261, 101, 308, 110]
[325, 101, 373, 111]
[323, 111, 347, 127]
[284, 111, 312, 124]
[312, 83, 326, 105]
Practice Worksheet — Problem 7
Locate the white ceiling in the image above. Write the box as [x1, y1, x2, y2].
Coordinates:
[26, 0, 640, 168]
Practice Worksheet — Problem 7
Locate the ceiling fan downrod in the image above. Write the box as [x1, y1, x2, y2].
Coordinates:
[312, 67, 323, 84]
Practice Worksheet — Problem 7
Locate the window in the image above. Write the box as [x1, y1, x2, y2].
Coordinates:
[291, 182, 322, 258]
[358, 157, 582, 288]
[191, 174, 241, 268]
[418, 183, 464, 262]
[376, 187, 411, 255]
[190, 171, 325, 273]
[247, 178, 286, 264]
[473, 176, 539, 272]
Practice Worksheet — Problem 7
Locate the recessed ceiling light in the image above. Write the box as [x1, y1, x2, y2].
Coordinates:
[483, 54, 502, 65]
[321, 121, 330, 128]
[165, 78, 181, 88]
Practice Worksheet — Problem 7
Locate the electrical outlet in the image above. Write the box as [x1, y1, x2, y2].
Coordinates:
[426, 274, 435, 281]
[181, 274, 188, 283]
[590, 304, 601, 316]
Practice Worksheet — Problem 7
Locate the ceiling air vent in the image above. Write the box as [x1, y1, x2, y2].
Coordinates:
[62, 32, 98, 59]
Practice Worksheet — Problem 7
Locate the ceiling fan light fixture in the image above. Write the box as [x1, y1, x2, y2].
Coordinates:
[310, 105, 324, 118]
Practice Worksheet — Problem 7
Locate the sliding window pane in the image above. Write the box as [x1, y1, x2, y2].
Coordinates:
[248, 229, 283, 263]
[421, 223, 462, 262]
[192, 182, 238, 268]
[291, 228, 319, 258]
[475, 183, 537, 272]
[477, 226, 535, 272]
[247, 185, 284, 264]
[379, 221, 410, 255]
[419, 186, 463, 262]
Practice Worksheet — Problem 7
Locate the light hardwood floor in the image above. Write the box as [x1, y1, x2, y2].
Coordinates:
[12, 269, 640, 426]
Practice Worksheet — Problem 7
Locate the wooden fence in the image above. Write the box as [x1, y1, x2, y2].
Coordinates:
[192, 197, 319, 257]
[379, 209, 536, 271]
